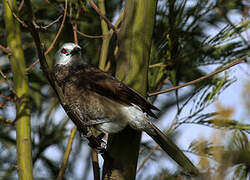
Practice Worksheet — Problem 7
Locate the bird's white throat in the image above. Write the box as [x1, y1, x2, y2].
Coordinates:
[55, 43, 82, 66]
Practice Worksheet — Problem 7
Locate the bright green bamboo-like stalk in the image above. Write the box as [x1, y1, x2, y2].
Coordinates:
[3, 0, 34, 179]
[98, 0, 111, 70]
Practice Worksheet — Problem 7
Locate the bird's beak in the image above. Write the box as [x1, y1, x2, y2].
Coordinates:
[70, 46, 81, 56]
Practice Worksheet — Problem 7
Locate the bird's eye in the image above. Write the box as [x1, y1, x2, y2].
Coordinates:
[61, 48, 67, 54]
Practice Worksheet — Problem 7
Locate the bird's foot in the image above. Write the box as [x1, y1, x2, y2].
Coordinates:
[79, 130, 93, 139]
[86, 133, 107, 154]
[94, 146, 106, 154]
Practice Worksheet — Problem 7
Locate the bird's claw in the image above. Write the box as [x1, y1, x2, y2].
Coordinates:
[94, 146, 106, 154]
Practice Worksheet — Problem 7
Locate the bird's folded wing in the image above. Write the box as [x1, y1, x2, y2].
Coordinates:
[74, 65, 159, 118]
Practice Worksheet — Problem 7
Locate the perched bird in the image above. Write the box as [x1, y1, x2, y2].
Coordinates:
[53, 43, 199, 175]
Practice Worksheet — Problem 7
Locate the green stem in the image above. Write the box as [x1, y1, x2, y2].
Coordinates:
[98, 0, 110, 70]
[57, 126, 77, 180]
[3, 0, 33, 179]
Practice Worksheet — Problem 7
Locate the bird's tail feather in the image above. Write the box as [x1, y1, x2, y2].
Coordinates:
[145, 123, 199, 176]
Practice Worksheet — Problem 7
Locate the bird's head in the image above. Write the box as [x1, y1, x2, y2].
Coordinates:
[55, 43, 82, 66]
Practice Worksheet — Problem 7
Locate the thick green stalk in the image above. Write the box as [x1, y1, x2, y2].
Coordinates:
[3, 0, 33, 179]
[98, 0, 111, 70]
[102, 0, 157, 179]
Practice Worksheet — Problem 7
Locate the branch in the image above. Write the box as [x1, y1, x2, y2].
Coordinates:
[243, 6, 250, 42]
[7, 0, 62, 32]
[148, 56, 247, 96]
[43, 15, 63, 29]
[216, 6, 248, 45]
[8, 0, 64, 72]
[77, 8, 124, 39]
[88, 0, 117, 33]
[0, 101, 7, 108]
[98, 0, 110, 70]
[0, 94, 14, 101]
[57, 126, 77, 180]
[0, 44, 11, 54]
[137, 144, 159, 173]
[77, 30, 106, 39]
[26, 5, 67, 72]
[91, 150, 101, 180]
[0, 69, 17, 96]
[18, 0, 24, 11]
[6, 0, 29, 28]
[69, 2, 79, 45]
[0, 116, 15, 126]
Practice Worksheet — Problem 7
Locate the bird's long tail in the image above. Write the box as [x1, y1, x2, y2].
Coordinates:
[145, 123, 199, 176]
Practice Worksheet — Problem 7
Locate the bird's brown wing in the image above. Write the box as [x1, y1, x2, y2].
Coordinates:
[74, 65, 159, 118]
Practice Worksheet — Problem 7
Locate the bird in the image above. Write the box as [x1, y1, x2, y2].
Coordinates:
[53, 42, 199, 176]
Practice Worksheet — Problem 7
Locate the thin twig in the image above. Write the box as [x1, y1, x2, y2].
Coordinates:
[0, 102, 7, 108]
[88, 0, 117, 33]
[18, 0, 24, 11]
[148, 56, 247, 96]
[44, 0, 52, 5]
[0, 94, 14, 101]
[69, 2, 79, 45]
[8, 0, 60, 31]
[77, 8, 124, 39]
[0, 69, 16, 95]
[25, 0, 68, 72]
[43, 15, 63, 29]
[0, 116, 15, 126]
[98, 0, 110, 70]
[149, 62, 166, 68]
[73, 24, 78, 44]
[77, 30, 107, 39]
[137, 120, 179, 173]
[91, 150, 101, 180]
[57, 126, 77, 180]
[0, 44, 11, 54]
[183, 150, 214, 160]
[137, 145, 159, 173]
[243, 6, 250, 43]
[217, 7, 248, 45]
[110, 8, 124, 32]
[6, 0, 29, 28]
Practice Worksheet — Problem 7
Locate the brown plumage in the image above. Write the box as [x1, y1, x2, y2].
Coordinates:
[54, 64, 159, 118]
[53, 43, 199, 176]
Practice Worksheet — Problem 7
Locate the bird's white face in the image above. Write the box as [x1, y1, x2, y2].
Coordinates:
[55, 43, 82, 66]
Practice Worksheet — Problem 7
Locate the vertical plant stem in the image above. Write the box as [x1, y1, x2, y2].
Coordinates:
[3, 0, 33, 179]
[98, 0, 111, 70]
[91, 150, 100, 180]
[57, 126, 77, 180]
